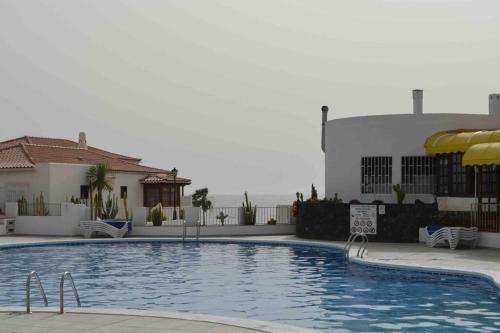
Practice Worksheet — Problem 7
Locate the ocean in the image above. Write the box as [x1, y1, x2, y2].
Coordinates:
[207, 194, 296, 207]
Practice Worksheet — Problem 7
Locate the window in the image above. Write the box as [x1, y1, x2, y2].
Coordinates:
[436, 153, 474, 196]
[401, 156, 435, 194]
[120, 186, 128, 199]
[80, 185, 89, 199]
[361, 157, 392, 194]
[437, 156, 449, 195]
[480, 165, 497, 196]
[144, 186, 160, 207]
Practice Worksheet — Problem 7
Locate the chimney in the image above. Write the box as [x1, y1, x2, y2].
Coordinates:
[78, 132, 87, 149]
[489, 94, 500, 116]
[412, 89, 423, 115]
[321, 106, 328, 153]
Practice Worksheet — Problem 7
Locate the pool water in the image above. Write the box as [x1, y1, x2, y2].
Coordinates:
[1, 241, 499, 333]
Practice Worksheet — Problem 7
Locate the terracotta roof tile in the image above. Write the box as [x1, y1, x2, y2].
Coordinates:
[140, 173, 192, 185]
[20, 144, 170, 174]
[0, 136, 141, 162]
[0, 136, 191, 182]
[0, 145, 34, 169]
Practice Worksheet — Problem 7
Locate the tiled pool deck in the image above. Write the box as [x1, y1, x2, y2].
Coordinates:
[2, 235, 500, 332]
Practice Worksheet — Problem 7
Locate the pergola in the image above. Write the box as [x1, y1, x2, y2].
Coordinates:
[141, 173, 191, 207]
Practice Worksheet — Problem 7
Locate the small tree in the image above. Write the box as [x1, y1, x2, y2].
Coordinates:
[192, 188, 212, 225]
[86, 164, 113, 219]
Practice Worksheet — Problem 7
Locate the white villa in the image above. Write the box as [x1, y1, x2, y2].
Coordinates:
[0, 132, 191, 212]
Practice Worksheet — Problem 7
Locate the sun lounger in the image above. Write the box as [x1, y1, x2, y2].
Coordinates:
[79, 220, 130, 238]
[425, 226, 478, 250]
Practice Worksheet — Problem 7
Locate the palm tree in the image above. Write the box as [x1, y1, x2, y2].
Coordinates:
[86, 164, 113, 219]
[192, 188, 212, 225]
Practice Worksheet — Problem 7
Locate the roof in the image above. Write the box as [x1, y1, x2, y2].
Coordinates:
[0, 138, 191, 181]
[0, 136, 141, 163]
[140, 173, 191, 185]
[0, 145, 34, 169]
[425, 129, 500, 155]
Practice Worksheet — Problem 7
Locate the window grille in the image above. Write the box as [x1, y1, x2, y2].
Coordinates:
[401, 156, 435, 194]
[361, 157, 392, 194]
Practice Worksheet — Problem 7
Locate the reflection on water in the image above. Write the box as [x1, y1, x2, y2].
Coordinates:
[0, 241, 499, 332]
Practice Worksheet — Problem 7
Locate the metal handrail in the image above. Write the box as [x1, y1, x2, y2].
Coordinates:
[182, 221, 201, 242]
[26, 271, 49, 313]
[59, 272, 81, 314]
[344, 232, 369, 262]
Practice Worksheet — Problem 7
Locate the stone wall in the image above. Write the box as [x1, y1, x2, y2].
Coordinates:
[296, 202, 438, 243]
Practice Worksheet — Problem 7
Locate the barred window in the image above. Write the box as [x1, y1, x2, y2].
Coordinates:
[401, 156, 436, 194]
[480, 165, 497, 196]
[361, 157, 392, 194]
[437, 156, 449, 195]
[436, 153, 474, 196]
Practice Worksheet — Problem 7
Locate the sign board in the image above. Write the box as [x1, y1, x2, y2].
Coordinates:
[378, 205, 385, 215]
[350, 205, 377, 235]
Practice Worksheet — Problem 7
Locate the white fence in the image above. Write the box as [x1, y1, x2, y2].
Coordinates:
[143, 206, 293, 226]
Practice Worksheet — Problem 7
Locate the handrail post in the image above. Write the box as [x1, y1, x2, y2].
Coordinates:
[60, 272, 81, 314]
[26, 271, 49, 313]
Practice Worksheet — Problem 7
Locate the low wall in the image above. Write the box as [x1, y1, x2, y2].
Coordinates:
[297, 202, 438, 242]
[419, 228, 500, 249]
[10, 203, 89, 236]
[131, 224, 296, 237]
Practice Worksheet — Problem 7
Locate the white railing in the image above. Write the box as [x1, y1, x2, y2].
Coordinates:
[471, 203, 500, 232]
[146, 206, 293, 225]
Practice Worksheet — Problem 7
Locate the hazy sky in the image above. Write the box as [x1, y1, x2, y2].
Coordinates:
[1, 1, 500, 195]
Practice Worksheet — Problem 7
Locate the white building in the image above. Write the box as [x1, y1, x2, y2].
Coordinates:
[0, 133, 191, 214]
[323, 91, 500, 205]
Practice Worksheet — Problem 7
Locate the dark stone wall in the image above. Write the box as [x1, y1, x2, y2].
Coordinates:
[296, 202, 439, 243]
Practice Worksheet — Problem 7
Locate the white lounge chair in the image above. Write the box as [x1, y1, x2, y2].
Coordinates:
[182, 207, 201, 240]
[425, 226, 478, 250]
[79, 220, 129, 238]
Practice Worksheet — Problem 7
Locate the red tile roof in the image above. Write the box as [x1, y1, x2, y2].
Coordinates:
[140, 173, 192, 185]
[0, 136, 190, 181]
[0, 145, 34, 169]
[0, 136, 141, 162]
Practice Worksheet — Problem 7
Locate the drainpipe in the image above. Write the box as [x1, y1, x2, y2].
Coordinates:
[321, 106, 329, 153]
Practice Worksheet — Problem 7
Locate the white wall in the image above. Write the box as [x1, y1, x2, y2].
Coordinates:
[324, 113, 500, 203]
[0, 165, 49, 203]
[13, 202, 89, 236]
[131, 224, 296, 237]
[0, 163, 146, 209]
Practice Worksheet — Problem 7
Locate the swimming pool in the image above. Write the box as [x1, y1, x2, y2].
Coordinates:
[0, 240, 499, 333]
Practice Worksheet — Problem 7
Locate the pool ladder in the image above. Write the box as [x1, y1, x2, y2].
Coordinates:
[25, 271, 81, 314]
[343, 232, 369, 263]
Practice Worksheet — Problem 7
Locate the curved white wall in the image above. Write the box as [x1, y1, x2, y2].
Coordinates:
[324, 113, 500, 203]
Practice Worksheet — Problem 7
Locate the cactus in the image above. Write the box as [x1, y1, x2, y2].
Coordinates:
[150, 203, 164, 226]
[122, 192, 129, 220]
[17, 196, 28, 215]
[216, 211, 229, 225]
[392, 184, 406, 204]
[33, 192, 49, 216]
[102, 191, 119, 219]
[242, 192, 256, 225]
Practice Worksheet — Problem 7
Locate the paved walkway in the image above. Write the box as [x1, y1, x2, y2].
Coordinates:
[0, 311, 262, 333]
